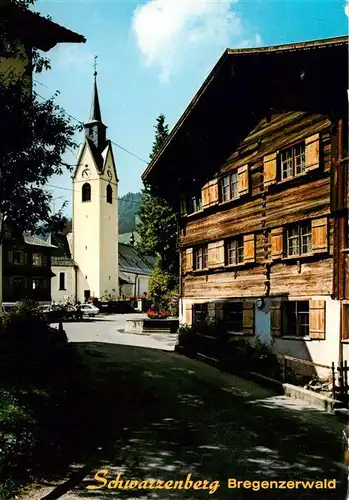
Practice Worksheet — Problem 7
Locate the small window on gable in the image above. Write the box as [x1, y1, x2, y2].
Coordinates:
[82, 183, 91, 202]
[280, 143, 306, 180]
[106, 184, 112, 204]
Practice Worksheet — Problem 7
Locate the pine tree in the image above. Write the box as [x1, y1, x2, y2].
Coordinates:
[150, 113, 170, 160]
[136, 114, 179, 310]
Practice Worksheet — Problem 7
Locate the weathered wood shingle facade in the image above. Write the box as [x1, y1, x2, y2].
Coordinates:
[142, 36, 348, 369]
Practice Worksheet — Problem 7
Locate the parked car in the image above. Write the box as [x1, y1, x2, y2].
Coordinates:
[79, 304, 100, 317]
[1, 302, 18, 318]
[37, 304, 77, 322]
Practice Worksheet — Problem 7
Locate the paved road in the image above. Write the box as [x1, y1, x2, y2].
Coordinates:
[20, 332, 347, 500]
[54, 313, 178, 351]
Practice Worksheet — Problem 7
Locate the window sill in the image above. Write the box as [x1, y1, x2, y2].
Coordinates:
[225, 263, 246, 270]
[185, 209, 204, 218]
[59, 289, 67, 291]
[218, 197, 240, 207]
[278, 171, 308, 185]
[272, 252, 327, 263]
[227, 331, 244, 336]
[280, 335, 313, 341]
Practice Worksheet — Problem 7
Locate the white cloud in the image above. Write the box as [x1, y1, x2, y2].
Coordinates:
[132, 0, 261, 82]
[345, 0, 349, 17]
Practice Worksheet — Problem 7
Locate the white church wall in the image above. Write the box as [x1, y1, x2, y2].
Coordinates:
[51, 266, 76, 304]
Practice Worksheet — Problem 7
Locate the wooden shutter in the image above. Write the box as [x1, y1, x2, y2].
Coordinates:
[208, 240, 225, 268]
[309, 300, 326, 339]
[202, 180, 219, 209]
[215, 302, 224, 321]
[243, 234, 255, 264]
[271, 228, 284, 259]
[270, 300, 282, 337]
[243, 302, 254, 335]
[185, 248, 193, 272]
[185, 303, 192, 325]
[263, 152, 278, 187]
[24, 252, 28, 265]
[8, 250, 13, 263]
[305, 133, 320, 171]
[238, 164, 249, 196]
[311, 218, 328, 253]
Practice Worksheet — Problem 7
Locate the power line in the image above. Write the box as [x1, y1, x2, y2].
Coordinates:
[34, 88, 149, 164]
[46, 183, 142, 206]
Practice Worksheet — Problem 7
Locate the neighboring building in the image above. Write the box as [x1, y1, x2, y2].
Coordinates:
[142, 36, 349, 370]
[119, 232, 141, 246]
[119, 243, 155, 298]
[0, 2, 85, 87]
[0, 3, 85, 306]
[2, 229, 56, 304]
[49, 71, 119, 304]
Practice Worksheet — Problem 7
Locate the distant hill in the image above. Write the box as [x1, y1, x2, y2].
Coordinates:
[118, 192, 142, 234]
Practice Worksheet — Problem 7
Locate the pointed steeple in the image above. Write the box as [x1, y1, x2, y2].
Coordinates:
[89, 71, 102, 122]
[84, 57, 107, 152]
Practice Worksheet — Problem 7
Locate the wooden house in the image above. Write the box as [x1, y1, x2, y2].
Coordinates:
[142, 36, 349, 371]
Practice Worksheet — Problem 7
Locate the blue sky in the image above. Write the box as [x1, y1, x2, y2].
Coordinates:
[35, 0, 348, 217]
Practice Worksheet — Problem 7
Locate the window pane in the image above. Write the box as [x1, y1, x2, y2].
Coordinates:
[194, 303, 208, 324]
[294, 144, 306, 175]
[231, 173, 238, 199]
[300, 223, 312, 254]
[287, 227, 299, 256]
[281, 150, 293, 180]
[237, 238, 244, 263]
[227, 240, 236, 265]
[222, 176, 230, 201]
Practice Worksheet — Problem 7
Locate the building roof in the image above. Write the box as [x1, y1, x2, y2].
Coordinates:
[23, 232, 57, 248]
[2, 3, 86, 52]
[142, 35, 348, 193]
[119, 243, 155, 276]
[118, 232, 141, 245]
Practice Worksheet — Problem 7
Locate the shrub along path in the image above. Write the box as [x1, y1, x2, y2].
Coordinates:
[16, 340, 348, 500]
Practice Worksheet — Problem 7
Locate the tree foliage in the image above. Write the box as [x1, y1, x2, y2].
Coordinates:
[149, 113, 169, 160]
[136, 114, 179, 273]
[0, 0, 80, 242]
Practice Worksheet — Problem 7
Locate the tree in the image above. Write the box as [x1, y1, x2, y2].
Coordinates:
[137, 114, 179, 311]
[0, 0, 81, 310]
[0, 0, 80, 243]
[150, 114, 169, 160]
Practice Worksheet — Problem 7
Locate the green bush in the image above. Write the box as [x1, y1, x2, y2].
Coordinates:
[0, 390, 37, 481]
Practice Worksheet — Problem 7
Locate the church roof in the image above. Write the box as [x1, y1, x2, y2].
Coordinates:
[119, 243, 155, 276]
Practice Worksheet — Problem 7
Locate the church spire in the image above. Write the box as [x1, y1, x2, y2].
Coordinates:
[84, 56, 107, 151]
[89, 57, 102, 122]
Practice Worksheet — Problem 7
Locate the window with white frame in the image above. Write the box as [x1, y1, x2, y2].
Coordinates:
[286, 222, 312, 256]
[226, 237, 244, 265]
[221, 172, 238, 202]
[193, 245, 208, 270]
[280, 143, 306, 180]
[8, 250, 25, 265]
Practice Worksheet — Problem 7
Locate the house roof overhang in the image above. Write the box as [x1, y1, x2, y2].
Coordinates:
[2, 3, 86, 51]
[142, 36, 348, 201]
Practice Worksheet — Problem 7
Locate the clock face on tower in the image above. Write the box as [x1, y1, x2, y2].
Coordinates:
[107, 169, 112, 181]
[82, 168, 91, 179]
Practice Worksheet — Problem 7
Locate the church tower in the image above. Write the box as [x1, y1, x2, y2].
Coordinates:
[72, 68, 118, 302]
